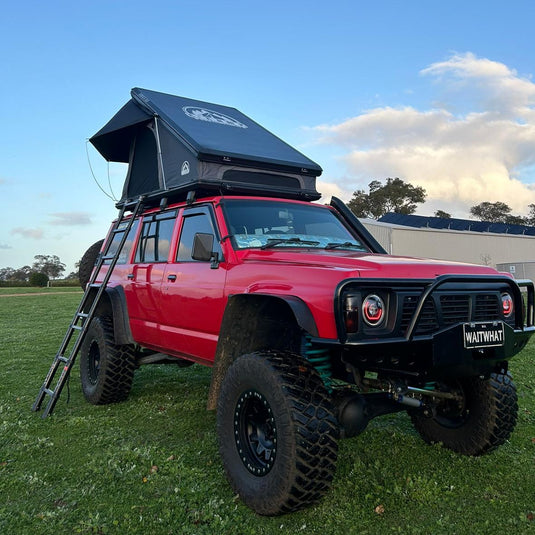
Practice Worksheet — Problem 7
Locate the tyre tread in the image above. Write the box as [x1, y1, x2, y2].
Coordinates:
[217, 350, 339, 515]
[411, 372, 518, 456]
[80, 317, 136, 405]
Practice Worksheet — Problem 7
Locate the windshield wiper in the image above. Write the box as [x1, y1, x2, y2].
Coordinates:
[261, 237, 320, 250]
[325, 241, 364, 250]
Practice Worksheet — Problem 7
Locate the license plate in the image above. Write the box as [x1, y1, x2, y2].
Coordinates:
[463, 322, 505, 349]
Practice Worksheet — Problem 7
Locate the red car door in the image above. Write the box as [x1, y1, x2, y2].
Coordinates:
[159, 205, 227, 363]
[124, 211, 178, 349]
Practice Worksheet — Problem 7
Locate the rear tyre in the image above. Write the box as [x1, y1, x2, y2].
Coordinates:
[79, 239, 104, 289]
[411, 372, 518, 456]
[217, 351, 339, 515]
[80, 316, 136, 405]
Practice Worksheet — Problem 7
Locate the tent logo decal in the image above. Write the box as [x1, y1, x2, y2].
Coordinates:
[182, 106, 248, 129]
[181, 161, 190, 176]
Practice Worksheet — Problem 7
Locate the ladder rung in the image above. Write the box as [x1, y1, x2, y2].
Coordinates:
[33, 194, 145, 417]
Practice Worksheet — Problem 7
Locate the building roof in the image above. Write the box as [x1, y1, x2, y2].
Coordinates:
[378, 212, 535, 236]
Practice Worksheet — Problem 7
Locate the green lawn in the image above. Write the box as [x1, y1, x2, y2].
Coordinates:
[0, 287, 82, 295]
[1, 293, 534, 534]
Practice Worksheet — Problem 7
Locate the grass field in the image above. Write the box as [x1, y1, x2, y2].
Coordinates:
[1, 292, 534, 534]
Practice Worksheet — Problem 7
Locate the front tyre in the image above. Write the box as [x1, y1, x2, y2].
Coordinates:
[80, 316, 136, 405]
[217, 351, 339, 516]
[411, 372, 518, 456]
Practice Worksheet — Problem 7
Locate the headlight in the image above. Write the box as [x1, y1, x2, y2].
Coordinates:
[501, 293, 513, 317]
[362, 294, 385, 327]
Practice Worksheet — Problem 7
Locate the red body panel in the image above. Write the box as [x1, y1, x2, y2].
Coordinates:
[99, 195, 506, 363]
[225, 250, 498, 340]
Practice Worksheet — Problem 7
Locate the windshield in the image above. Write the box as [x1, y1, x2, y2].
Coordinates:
[223, 200, 368, 251]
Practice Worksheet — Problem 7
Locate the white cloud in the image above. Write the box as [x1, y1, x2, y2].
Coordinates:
[0, 243, 12, 250]
[316, 179, 353, 204]
[312, 52, 535, 218]
[421, 52, 535, 118]
[11, 227, 44, 240]
[49, 212, 92, 226]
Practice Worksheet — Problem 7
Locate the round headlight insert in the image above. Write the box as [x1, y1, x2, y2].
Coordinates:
[362, 294, 385, 326]
[501, 293, 513, 317]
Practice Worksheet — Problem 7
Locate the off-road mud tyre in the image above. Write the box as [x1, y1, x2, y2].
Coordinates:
[79, 239, 104, 289]
[216, 351, 339, 516]
[80, 316, 136, 405]
[411, 372, 518, 456]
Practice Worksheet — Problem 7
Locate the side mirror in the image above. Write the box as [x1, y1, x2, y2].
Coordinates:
[192, 233, 219, 268]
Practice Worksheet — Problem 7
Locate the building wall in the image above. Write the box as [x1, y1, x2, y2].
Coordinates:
[362, 220, 535, 269]
[496, 262, 535, 280]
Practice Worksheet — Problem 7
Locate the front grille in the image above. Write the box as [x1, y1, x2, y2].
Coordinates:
[440, 294, 470, 324]
[474, 294, 500, 321]
[400, 291, 506, 336]
[400, 296, 438, 334]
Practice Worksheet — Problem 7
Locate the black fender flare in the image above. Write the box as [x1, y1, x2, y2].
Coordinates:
[206, 293, 319, 410]
[106, 286, 134, 345]
[85, 285, 134, 346]
[277, 294, 319, 337]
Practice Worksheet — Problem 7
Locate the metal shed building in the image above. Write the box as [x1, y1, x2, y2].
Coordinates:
[361, 214, 535, 272]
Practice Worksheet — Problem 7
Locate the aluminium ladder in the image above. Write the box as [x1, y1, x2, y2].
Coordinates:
[32, 196, 144, 418]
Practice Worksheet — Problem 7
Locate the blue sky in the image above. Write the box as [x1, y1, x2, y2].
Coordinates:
[2, 0, 535, 273]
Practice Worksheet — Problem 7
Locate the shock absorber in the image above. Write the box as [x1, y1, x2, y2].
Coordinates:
[302, 337, 333, 392]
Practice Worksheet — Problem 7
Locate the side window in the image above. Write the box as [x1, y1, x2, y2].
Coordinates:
[135, 211, 177, 263]
[177, 209, 222, 262]
[104, 219, 140, 264]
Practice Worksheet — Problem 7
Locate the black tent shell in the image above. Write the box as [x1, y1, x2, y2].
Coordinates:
[90, 88, 322, 205]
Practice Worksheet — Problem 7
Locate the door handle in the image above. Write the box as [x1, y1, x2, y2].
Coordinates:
[167, 274, 177, 281]
[127, 273, 134, 280]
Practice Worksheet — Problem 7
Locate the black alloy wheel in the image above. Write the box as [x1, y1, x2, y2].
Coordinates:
[217, 351, 339, 515]
[234, 389, 277, 476]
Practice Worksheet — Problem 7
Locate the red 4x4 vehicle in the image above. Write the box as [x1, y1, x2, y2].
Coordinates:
[76, 89, 533, 515]
[80, 193, 534, 515]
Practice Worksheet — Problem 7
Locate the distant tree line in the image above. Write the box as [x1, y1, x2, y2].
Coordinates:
[348, 178, 535, 225]
[0, 255, 74, 287]
[347, 178, 426, 219]
[468, 202, 535, 225]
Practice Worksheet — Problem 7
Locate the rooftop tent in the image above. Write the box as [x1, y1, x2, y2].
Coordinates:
[90, 88, 322, 205]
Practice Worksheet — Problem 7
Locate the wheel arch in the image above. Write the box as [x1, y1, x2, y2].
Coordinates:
[83, 285, 134, 346]
[206, 293, 318, 410]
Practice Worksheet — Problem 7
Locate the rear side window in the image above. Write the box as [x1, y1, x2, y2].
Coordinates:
[135, 211, 177, 263]
[104, 219, 140, 264]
